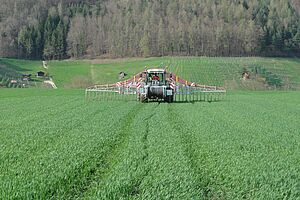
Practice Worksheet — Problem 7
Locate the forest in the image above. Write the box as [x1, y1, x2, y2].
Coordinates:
[0, 0, 300, 59]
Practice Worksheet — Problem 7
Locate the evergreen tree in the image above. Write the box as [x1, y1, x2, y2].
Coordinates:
[18, 27, 33, 58]
[56, 21, 66, 59]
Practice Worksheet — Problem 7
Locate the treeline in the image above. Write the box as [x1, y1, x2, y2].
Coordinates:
[0, 0, 300, 59]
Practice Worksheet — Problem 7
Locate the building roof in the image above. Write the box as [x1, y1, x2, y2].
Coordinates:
[147, 69, 165, 73]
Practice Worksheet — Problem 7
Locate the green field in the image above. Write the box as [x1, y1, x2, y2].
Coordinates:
[1, 57, 300, 89]
[1, 57, 300, 199]
[0, 89, 299, 199]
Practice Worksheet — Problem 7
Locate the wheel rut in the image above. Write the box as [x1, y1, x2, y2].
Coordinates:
[49, 103, 143, 199]
[167, 105, 219, 199]
[126, 103, 160, 198]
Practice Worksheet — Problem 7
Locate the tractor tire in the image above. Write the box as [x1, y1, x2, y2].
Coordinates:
[139, 94, 147, 103]
[165, 95, 174, 103]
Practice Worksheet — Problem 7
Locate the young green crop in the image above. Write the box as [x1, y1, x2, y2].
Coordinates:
[0, 89, 141, 199]
[1, 89, 299, 199]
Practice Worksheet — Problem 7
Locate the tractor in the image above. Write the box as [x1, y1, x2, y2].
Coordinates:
[85, 67, 226, 103]
[138, 69, 174, 103]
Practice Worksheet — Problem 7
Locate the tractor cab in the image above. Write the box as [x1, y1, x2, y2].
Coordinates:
[146, 69, 166, 86]
[139, 69, 174, 102]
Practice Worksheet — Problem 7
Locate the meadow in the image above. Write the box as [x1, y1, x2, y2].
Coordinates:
[1, 57, 300, 89]
[1, 57, 300, 199]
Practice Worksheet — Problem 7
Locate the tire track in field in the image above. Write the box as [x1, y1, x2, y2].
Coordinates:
[131, 104, 200, 199]
[81, 103, 159, 199]
[167, 97, 300, 199]
[56, 103, 144, 199]
[90, 64, 97, 83]
[167, 105, 220, 199]
[125, 103, 159, 198]
[0, 102, 130, 199]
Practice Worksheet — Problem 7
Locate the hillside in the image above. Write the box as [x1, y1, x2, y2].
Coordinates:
[1, 0, 300, 59]
[1, 57, 300, 90]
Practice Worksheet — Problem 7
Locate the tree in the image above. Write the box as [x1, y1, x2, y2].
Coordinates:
[188, 17, 199, 56]
[67, 15, 87, 58]
[244, 20, 259, 55]
[140, 33, 150, 57]
[18, 26, 33, 58]
[1, 0, 300, 58]
[158, 18, 167, 56]
[55, 21, 66, 59]
[292, 27, 300, 51]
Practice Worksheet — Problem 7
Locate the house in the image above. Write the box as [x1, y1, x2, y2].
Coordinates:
[36, 71, 45, 77]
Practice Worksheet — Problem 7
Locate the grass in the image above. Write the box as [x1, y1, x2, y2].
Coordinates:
[1, 57, 300, 89]
[0, 89, 299, 199]
[1, 56, 300, 199]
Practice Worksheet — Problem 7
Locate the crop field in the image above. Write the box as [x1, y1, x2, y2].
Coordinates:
[1, 89, 300, 199]
[1, 56, 300, 199]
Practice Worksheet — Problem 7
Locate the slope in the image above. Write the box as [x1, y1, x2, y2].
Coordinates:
[1, 57, 300, 90]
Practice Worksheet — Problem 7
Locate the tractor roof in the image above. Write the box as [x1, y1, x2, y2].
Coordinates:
[147, 69, 165, 73]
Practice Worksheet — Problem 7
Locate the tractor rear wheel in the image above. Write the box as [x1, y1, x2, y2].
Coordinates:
[165, 95, 174, 103]
[139, 94, 147, 103]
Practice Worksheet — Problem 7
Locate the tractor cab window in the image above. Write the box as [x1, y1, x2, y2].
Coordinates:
[148, 73, 164, 81]
[148, 73, 165, 85]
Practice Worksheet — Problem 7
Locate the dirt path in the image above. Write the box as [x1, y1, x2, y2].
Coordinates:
[90, 64, 96, 83]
